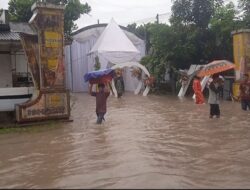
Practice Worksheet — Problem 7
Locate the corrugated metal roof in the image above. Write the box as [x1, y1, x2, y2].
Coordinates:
[9, 22, 37, 35]
[0, 31, 20, 41]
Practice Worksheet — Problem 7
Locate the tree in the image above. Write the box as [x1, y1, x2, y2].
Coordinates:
[170, 0, 193, 26]
[127, 23, 151, 54]
[238, 0, 250, 27]
[209, 2, 238, 61]
[64, 0, 91, 35]
[8, 0, 35, 23]
[169, 0, 232, 67]
[170, 0, 224, 29]
[192, 0, 214, 29]
[8, 0, 91, 35]
[128, 0, 240, 93]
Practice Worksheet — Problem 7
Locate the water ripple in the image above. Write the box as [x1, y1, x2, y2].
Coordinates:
[1, 93, 250, 188]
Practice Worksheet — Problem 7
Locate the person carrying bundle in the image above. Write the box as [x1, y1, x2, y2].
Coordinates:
[89, 83, 110, 124]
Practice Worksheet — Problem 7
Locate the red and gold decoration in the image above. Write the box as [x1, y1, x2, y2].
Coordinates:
[16, 2, 70, 123]
[131, 67, 142, 80]
[232, 30, 250, 97]
[144, 76, 155, 87]
[115, 68, 123, 77]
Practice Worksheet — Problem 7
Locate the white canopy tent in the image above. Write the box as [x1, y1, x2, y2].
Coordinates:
[89, 18, 141, 67]
[65, 21, 147, 93]
[88, 18, 151, 96]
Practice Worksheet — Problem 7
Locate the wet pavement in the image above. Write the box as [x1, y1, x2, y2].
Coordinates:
[1, 92, 250, 189]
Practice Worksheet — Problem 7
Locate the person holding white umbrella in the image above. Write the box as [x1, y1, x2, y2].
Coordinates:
[207, 74, 224, 118]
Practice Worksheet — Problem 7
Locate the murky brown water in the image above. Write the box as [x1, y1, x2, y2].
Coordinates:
[1, 92, 250, 189]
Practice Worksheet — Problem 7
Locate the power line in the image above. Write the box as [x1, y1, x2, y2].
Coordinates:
[122, 12, 171, 26]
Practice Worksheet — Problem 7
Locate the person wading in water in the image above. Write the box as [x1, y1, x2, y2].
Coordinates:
[89, 83, 110, 124]
[114, 69, 125, 98]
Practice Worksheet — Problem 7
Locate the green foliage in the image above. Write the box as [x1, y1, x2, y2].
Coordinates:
[127, 23, 151, 53]
[192, 0, 214, 29]
[209, 2, 238, 60]
[168, 0, 238, 67]
[170, 0, 193, 26]
[238, 0, 250, 27]
[8, 0, 91, 35]
[64, 0, 91, 35]
[170, 0, 223, 29]
[238, 0, 250, 15]
[131, 0, 242, 92]
[140, 24, 168, 82]
[8, 0, 35, 22]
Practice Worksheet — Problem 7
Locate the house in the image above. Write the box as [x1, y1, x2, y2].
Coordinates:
[0, 10, 34, 112]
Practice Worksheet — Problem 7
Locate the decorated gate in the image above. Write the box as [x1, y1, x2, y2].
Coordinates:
[16, 2, 70, 123]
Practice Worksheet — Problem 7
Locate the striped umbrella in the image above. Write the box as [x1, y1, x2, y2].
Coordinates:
[197, 60, 235, 77]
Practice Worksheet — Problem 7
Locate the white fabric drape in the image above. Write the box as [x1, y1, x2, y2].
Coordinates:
[65, 19, 146, 92]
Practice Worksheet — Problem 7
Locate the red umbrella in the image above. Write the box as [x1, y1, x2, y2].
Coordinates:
[197, 60, 235, 77]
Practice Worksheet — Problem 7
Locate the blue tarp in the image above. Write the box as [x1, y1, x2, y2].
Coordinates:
[84, 69, 114, 82]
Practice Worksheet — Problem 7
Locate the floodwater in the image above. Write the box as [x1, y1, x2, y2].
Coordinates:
[1, 92, 250, 189]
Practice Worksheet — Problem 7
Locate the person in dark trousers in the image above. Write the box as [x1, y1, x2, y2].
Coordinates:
[239, 73, 250, 111]
[89, 83, 110, 124]
[208, 74, 223, 118]
[114, 72, 125, 98]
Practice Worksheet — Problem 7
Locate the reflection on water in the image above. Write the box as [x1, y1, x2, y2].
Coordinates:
[1, 93, 250, 188]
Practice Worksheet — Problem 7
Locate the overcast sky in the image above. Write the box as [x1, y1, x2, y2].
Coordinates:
[0, 0, 172, 27]
[1, 0, 238, 30]
[75, 0, 173, 27]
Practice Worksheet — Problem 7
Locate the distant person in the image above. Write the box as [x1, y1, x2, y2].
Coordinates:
[89, 83, 110, 124]
[239, 73, 250, 111]
[207, 74, 223, 118]
[169, 67, 177, 95]
[180, 73, 189, 87]
[218, 75, 225, 98]
[114, 70, 125, 98]
[192, 76, 205, 104]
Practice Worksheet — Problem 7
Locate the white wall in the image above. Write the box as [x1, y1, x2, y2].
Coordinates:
[0, 51, 30, 88]
[123, 67, 139, 91]
[69, 38, 96, 92]
[10, 51, 29, 73]
[0, 54, 12, 87]
[64, 45, 72, 90]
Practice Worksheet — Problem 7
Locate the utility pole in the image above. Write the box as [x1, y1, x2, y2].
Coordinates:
[144, 27, 147, 54]
[156, 14, 159, 24]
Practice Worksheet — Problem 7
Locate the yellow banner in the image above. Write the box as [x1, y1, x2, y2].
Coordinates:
[44, 31, 62, 48]
[47, 94, 65, 107]
[48, 59, 58, 71]
[233, 34, 244, 70]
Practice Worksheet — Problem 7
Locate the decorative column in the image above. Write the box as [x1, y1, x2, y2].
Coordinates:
[232, 29, 250, 98]
[16, 2, 70, 123]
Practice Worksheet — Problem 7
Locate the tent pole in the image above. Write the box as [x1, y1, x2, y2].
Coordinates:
[70, 44, 74, 92]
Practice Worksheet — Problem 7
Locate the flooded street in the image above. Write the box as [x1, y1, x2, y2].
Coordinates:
[1, 92, 250, 189]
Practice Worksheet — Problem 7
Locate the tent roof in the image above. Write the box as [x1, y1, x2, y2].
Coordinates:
[89, 18, 140, 54]
[72, 24, 144, 46]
